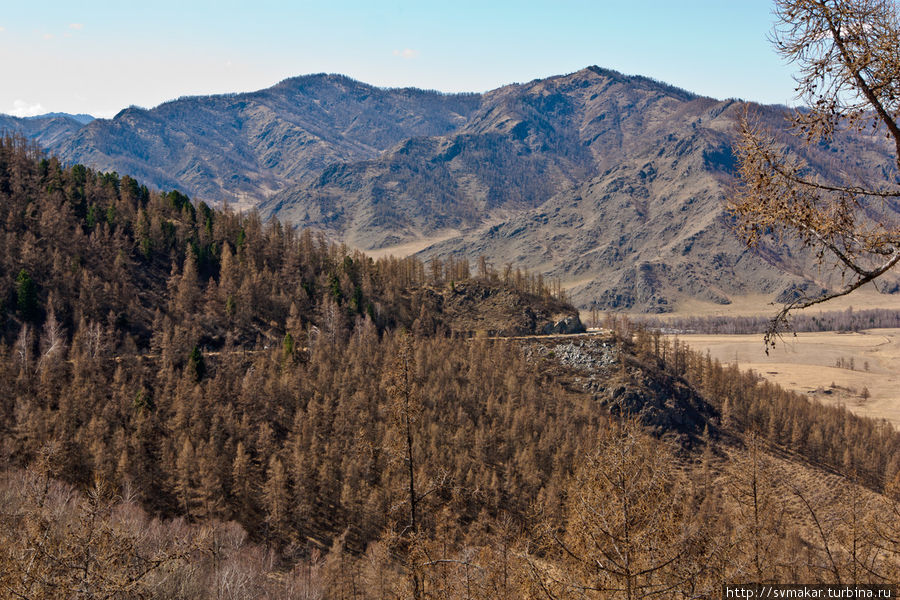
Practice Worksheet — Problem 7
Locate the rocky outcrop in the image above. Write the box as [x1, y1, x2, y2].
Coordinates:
[527, 338, 718, 447]
[408, 281, 584, 337]
[542, 314, 584, 335]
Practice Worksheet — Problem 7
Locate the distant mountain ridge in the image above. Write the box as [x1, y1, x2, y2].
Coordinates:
[8, 67, 900, 310]
[0, 112, 90, 147]
[259, 67, 899, 309]
[25, 112, 95, 125]
[46, 74, 481, 206]
[261, 67, 705, 241]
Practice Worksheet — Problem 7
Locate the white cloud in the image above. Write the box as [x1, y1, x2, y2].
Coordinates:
[8, 100, 46, 117]
[392, 48, 419, 60]
[68, 23, 83, 30]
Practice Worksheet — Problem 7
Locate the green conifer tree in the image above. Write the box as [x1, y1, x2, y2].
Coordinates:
[16, 269, 38, 322]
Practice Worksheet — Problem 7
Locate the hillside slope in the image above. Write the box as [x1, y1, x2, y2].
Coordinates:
[0, 137, 581, 353]
[47, 74, 480, 206]
[421, 98, 799, 310]
[3, 140, 900, 596]
[0, 113, 89, 147]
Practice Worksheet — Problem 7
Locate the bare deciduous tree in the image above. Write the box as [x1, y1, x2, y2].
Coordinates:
[527, 418, 689, 599]
[731, 0, 900, 346]
[385, 331, 424, 599]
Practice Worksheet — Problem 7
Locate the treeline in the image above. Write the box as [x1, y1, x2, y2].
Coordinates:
[632, 306, 900, 335]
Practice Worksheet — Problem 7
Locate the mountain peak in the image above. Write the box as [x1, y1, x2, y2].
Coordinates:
[272, 72, 366, 91]
[568, 65, 698, 99]
[25, 112, 95, 125]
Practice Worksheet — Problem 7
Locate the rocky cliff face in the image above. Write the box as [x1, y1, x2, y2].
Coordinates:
[405, 281, 584, 336]
[525, 337, 718, 447]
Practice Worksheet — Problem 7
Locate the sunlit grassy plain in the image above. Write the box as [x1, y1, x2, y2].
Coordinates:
[646, 289, 900, 426]
[676, 329, 900, 426]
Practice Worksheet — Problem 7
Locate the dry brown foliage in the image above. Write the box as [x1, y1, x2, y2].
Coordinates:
[730, 0, 900, 346]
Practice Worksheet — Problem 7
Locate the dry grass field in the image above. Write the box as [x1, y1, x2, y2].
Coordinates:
[676, 328, 900, 426]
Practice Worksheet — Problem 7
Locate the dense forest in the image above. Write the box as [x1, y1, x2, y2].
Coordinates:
[3, 135, 900, 598]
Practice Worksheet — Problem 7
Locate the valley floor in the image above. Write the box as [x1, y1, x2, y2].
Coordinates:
[652, 288, 900, 318]
[676, 328, 900, 426]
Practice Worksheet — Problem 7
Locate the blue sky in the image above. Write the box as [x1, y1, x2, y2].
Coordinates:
[0, 1, 797, 118]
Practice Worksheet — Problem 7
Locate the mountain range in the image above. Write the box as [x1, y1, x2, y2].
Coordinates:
[0, 112, 92, 147]
[4, 66, 898, 311]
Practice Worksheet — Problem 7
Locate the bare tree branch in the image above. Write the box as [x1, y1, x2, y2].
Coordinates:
[731, 0, 900, 344]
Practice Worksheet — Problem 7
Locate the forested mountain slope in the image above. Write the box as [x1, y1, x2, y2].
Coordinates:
[3, 139, 900, 597]
[0, 136, 578, 349]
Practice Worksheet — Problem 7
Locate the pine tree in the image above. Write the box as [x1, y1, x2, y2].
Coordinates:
[15, 269, 38, 322]
[386, 331, 424, 599]
[174, 437, 197, 517]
